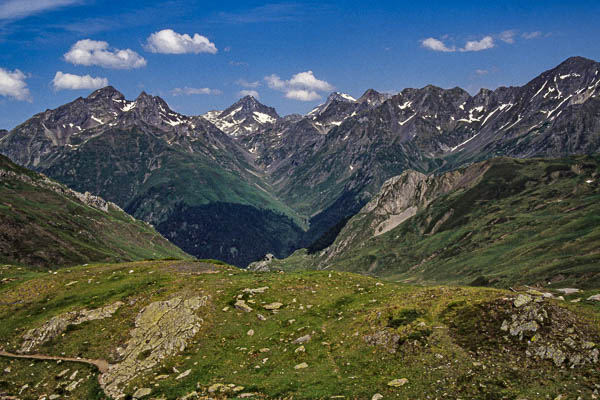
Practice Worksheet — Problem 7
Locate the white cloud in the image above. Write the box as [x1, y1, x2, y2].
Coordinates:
[0, 0, 81, 20]
[421, 37, 455, 52]
[171, 87, 222, 96]
[461, 36, 495, 52]
[475, 69, 489, 75]
[522, 31, 542, 40]
[285, 89, 320, 101]
[145, 29, 217, 54]
[265, 70, 333, 101]
[236, 79, 260, 88]
[52, 71, 108, 90]
[64, 39, 147, 69]
[0, 67, 31, 101]
[239, 89, 259, 98]
[288, 71, 333, 91]
[499, 30, 517, 44]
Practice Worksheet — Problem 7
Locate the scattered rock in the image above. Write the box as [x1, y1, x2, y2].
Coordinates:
[387, 378, 408, 387]
[263, 302, 283, 311]
[294, 345, 305, 353]
[176, 369, 191, 380]
[294, 362, 308, 369]
[292, 334, 311, 344]
[497, 295, 600, 368]
[257, 314, 266, 321]
[179, 391, 199, 399]
[208, 383, 225, 393]
[364, 330, 401, 354]
[557, 288, 580, 295]
[372, 394, 384, 400]
[587, 294, 600, 301]
[242, 287, 269, 294]
[247, 329, 255, 336]
[66, 378, 83, 392]
[132, 387, 152, 398]
[513, 294, 532, 308]
[235, 299, 253, 312]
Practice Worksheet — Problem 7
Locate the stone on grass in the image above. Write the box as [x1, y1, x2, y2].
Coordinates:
[387, 378, 408, 387]
[263, 302, 283, 310]
[235, 299, 253, 312]
[132, 387, 152, 398]
[294, 362, 308, 369]
[176, 369, 191, 380]
[293, 334, 311, 344]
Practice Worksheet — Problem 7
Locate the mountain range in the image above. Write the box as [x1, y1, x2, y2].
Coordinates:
[1, 56, 599, 267]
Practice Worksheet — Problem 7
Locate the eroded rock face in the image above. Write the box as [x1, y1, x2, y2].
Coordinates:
[20, 301, 123, 353]
[100, 296, 208, 399]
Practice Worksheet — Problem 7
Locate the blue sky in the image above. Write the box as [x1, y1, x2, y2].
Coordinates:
[0, 0, 599, 129]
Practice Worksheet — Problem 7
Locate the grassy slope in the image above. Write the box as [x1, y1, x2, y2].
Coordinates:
[42, 129, 307, 267]
[275, 156, 600, 289]
[1, 260, 599, 399]
[0, 155, 190, 268]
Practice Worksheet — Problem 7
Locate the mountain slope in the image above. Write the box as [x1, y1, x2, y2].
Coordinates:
[0, 260, 598, 399]
[202, 95, 280, 136]
[0, 88, 304, 267]
[245, 57, 600, 245]
[1, 57, 600, 268]
[0, 155, 189, 267]
[267, 155, 600, 289]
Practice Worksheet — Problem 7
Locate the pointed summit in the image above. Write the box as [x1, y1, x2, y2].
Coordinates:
[220, 95, 279, 120]
[203, 96, 280, 136]
[87, 86, 125, 102]
[357, 89, 390, 106]
[134, 91, 171, 113]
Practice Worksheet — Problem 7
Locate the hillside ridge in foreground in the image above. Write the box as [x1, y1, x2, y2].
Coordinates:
[0, 260, 599, 399]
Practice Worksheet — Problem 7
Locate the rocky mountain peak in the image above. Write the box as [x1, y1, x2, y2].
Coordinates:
[555, 56, 598, 72]
[327, 92, 357, 103]
[220, 95, 279, 120]
[357, 89, 389, 106]
[203, 95, 280, 137]
[87, 86, 125, 102]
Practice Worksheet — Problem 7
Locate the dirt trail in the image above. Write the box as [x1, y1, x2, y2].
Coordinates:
[0, 350, 110, 373]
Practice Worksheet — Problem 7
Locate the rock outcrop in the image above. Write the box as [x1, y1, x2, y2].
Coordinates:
[20, 302, 123, 353]
[500, 294, 599, 367]
[100, 296, 208, 399]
